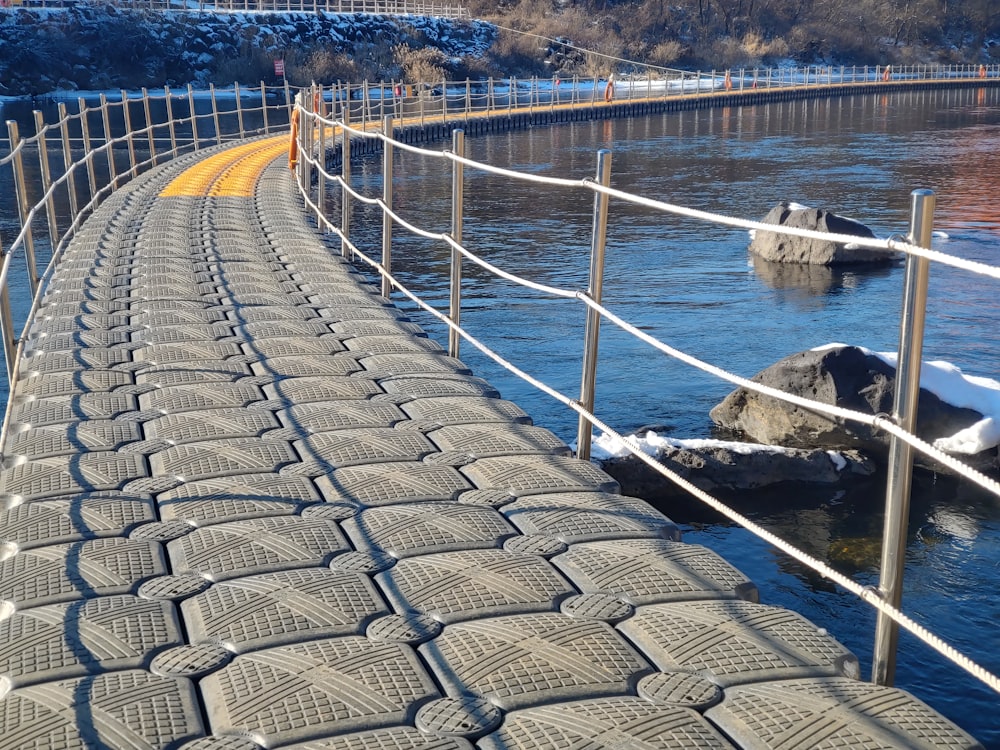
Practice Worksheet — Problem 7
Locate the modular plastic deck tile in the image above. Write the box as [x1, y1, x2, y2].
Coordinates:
[419, 612, 653, 710]
[619, 600, 860, 686]
[181, 568, 389, 652]
[0, 492, 156, 548]
[427, 423, 570, 457]
[313, 461, 473, 505]
[0, 537, 167, 608]
[551, 538, 758, 604]
[0, 594, 182, 686]
[705, 677, 981, 749]
[0, 670, 204, 748]
[377, 549, 576, 624]
[199, 637, 440, 745]
[501, 490, 682, 542]
[477, 698, 735, 749]
[0, 137, 982, 750]
[342, 502, 517, 558]
[166, 516, 349, 580]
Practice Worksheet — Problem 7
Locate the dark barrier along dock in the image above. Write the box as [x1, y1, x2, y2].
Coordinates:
[0, 124, 988, 747]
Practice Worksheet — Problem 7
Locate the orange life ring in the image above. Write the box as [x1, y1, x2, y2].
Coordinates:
[724, 71, 732, 91]
[980, 65, 988, 79]
[288, 107, 300, 170]
[882, 66, 891, 82]
[604, 79, 614, 103]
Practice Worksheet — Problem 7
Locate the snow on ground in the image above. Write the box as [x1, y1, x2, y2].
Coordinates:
[590, 429, 848, 468]
[813, 343, 1000, 454]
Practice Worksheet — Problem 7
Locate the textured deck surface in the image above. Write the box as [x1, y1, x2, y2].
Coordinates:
[0, 136, 983, 749]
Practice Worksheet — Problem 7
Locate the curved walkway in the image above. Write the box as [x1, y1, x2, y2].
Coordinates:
[0, 138, 983, 749]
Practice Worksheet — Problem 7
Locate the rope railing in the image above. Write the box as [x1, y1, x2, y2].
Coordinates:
[291, 92, 1000, 699]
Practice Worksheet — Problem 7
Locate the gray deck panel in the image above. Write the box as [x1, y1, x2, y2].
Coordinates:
[0, 139, 982, 750]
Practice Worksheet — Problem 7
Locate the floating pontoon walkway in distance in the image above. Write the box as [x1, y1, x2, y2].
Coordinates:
[0, 135, 983, 750]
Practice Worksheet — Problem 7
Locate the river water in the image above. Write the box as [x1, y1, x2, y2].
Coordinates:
[2, 86, 999, 745]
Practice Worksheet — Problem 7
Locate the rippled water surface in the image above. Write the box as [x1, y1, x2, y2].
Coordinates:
[363, 87, 1000, 746]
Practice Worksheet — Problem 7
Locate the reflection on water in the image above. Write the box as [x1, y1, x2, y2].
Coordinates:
[751, 256, 897, 297]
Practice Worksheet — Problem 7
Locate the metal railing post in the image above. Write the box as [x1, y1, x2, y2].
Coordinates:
[381, 115, 393, 299]
[57, 103, 79, 222]
[210, 83, 222, 145]
[317, 88, 327, 226]
[100, 93, 117, 186]
[78, 97, 98, 201]
[188, 84, 201, 151]
[164, 87, 178, 157]
[33, 111, 60, 251]
[0, 235, 15, 382]
[576, 148, 613, 461]
[235, 82, 246, 139]
[341, 101, 351, 258]
[261, 81, 270, 134]
[6, 120, 40, 297]
[872, 188, 936, 687]
[121, 90, 137, 177]
[142, 87, 156, 165]
[448, 128, 464, 358]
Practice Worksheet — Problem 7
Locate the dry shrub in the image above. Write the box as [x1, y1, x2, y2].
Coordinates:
[395, 45, 448, 83]
[285, 46, 360, 86]
[741, 31, 790, 63]
[648, 40, 684, 67]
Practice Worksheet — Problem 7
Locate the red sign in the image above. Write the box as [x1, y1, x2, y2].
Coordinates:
[274, 59, 285, 77]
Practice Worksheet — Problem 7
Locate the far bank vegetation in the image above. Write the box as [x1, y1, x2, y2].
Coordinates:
[473, 0, 1000, 75]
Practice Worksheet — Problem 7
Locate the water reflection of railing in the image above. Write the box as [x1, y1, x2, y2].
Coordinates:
[291, 94, 1000, 701]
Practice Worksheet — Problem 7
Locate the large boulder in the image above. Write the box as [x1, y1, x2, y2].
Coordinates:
[709, 345, 998, 473]
[600, 441, 874, 502]
[749, 202, 890, 264]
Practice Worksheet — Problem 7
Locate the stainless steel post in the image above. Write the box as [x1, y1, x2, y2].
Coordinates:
[261, 81, 269, 134]
[33, 111, 60, 251]
[100, 93, 117, 186]
[576, 148, 613, 461]
[448, 128, 464, 358]
[0, 243, 14, 381]
[210, 83, 221, 145]
[164, 87, 178, 157]
[341, 101, 351, 258]
[235, 82, 246, 139]
[872, 188, 936, 687]
[120, 90, 137, 177]
[78, 98, 98, 200]
[317, 88, 327, 226]
[380, 115, 393, 299]
[57, 103, 79, 222]
[142, 88, 156, 165]
[188, 85, 200, 151]
[6, 121, 40, 297]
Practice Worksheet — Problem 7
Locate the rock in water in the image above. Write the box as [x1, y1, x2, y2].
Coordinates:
[709, 345, 997, 473]
[749, 202, 889, 264]
[600, 443, 874, 501]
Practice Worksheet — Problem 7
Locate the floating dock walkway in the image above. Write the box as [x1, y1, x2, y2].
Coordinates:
[0, 135, 983, 749]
